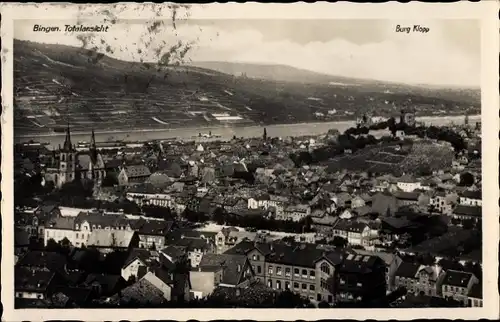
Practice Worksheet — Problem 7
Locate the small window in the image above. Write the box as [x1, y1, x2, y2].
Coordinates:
[302, 283, 307, 290]
[310, 284, 315, 291]
[276, 266, 282, 276]
[321, 263, 331, 275]
[293, 282, 299, 289]
[294, 268, 299, 276]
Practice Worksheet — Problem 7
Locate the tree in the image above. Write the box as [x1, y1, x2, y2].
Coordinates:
[111, 233, 117, 247]
[330, 236, 348, 249]
[102, 172, 119, 187]
[46, 238, 60, 252]
[59, 237, 72, 248]
[212, 207, 226, 225]
[462, 219, 475, 230]
[459, 172, 474, 186]
[387, 117, 397, 136]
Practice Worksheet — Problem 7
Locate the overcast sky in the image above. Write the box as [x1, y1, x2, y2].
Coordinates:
[15, 19, 480, 87]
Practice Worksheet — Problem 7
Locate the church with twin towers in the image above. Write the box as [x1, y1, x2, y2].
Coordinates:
[45, 125, 107, 189]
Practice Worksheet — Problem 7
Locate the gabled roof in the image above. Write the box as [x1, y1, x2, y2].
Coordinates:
[397, 174, 416, 183]
[123, 248, 160, 268]
[394, 261, 420, 279]
[123, 165, 151, 178]
[334, 220, 368, 233]
[74, 212, 127, 228]
[87, 230, 136, 248]
[199, 253, 248, 286]
[84, 274, 123, 293]
[394, 191, 420, 201]
[460, 190, 481, 200]
[468, 282, 482, 299]
[17, 251, 68, 272]
[339, 253, 384, 274]
[442, 270, 474, 288]
[264, 242, 331, 268]
[15, 266, 55, 293]
[130, 219, 173, 236]
[454, 205, 482, 217]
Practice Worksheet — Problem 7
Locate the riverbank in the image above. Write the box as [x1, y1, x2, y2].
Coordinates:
[15, 114, 480, 149]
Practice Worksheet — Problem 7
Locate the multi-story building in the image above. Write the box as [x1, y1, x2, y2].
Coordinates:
[44, 216, 77, 246]
[280, 204, 311, 222]
[117, 165, 152, 186]
[352, 249, 403, 292]
[441, 270, 479, 306]
[130, 219, 175, 250]
[126, 187, 173, 208]
[332, 221, 370, 246]
[335, 253, 386, 306]
[467, 282, 483, 307]
[247, 194, 288, 215]
[429, 190, 453, 214]
[452, 205, 482, 223]
[394, 262, 445, 297]
[396, 175, 421, 193]
[225, 241, 343, 304]
[458, 190, 482, 207]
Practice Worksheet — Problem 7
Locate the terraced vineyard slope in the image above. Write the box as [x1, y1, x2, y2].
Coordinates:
[14, 39, 480, 135]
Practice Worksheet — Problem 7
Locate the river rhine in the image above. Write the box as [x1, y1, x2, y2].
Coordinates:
[15, 114, 480, 149]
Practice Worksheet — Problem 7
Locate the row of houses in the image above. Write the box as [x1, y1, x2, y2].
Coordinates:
[15, 207, 176, 251]
[394, 262, 482, 307]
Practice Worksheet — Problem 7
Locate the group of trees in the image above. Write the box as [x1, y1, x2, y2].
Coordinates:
[290, 114, 468, 167]
[186, 286, 313, 308]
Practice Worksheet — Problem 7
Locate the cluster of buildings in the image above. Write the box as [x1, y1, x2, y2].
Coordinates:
[14, 119, 482, 308]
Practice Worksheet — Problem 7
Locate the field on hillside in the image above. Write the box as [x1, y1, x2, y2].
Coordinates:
[14, 40, 481, 135]
[326, 140, 454, 175]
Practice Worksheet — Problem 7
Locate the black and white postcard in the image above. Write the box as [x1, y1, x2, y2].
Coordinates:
[1, 2, 498, 320]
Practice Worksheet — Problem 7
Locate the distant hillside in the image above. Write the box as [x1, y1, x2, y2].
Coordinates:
[190, 61, 480, 101]
[188, 61, 368, 85]
[13, 39, 480, 135]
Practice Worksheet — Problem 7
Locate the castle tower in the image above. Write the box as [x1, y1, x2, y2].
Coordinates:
[57, 123, 77, 188]
[401, 108, 416, 126]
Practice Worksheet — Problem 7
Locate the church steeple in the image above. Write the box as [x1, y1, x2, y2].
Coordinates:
[89, 128, 98, 163]
[62, 122, 74, 152]
[90, 129, 97, 150]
